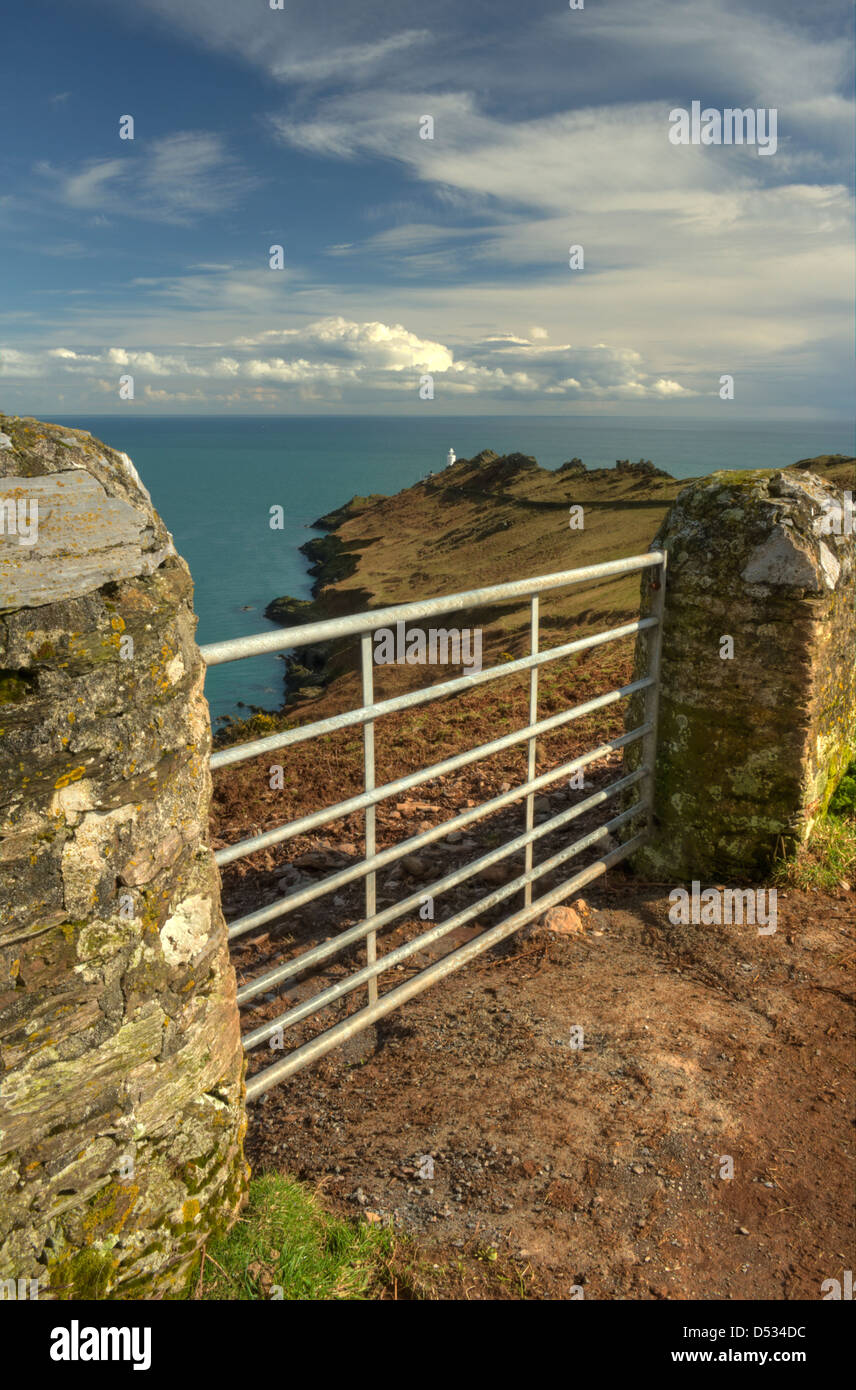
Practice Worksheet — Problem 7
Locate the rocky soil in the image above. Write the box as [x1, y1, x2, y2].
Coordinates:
[210, 448, 855, 1300]
[216, 745, 854, 1300]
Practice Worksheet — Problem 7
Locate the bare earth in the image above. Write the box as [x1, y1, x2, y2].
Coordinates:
[216, 453, 855, 1300]
[236, 858, 853, 1300]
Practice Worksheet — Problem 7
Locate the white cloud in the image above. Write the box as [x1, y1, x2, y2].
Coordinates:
[116, 0, 438, 91]
[40, 132, 255, 225]
[0, 348, 42, 377]
[0, 315, 696, 405]
[269, 87, 853, 392]
[270, 30, 431, 84]
[13, 0, 854, 416]
[143, 385, 207, 402]
[551, 0, 853, 105]
[61, 158, 126, 207]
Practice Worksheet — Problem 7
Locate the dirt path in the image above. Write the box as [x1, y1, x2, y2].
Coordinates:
[214, 630, 854, 1301]
[242, 873, 854, 1300]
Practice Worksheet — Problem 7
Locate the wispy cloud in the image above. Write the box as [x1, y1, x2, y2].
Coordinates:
[269, 30, 432, 84]
[38, 132, 256, 225]
[6, 0, 853, 415]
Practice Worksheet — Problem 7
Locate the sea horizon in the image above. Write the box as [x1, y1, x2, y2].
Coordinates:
[47, 412, 855, 720]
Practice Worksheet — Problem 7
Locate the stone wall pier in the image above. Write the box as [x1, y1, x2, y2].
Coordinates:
[0, 415, 248, 1298]
[625, 468, 855, 880]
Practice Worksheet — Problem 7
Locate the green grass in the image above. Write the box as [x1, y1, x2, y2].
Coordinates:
[193, 1174, 397, 1301]
[772, 760, 856, 891]
[829, 762, 856, 818]
[190, 1173, 537, 1301]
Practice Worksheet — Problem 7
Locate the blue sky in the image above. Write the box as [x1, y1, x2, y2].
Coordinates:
[1, 0, 853, 417]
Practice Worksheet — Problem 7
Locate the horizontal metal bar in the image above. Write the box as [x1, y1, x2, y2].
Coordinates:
[242, 802, 643, 1050]
[211, 616, 657, 771]
[215, 676, 653, 868]
[245, 830, 648, 1099]
[236, 764, 647, 1003]
[202, 552, 665, 667]
[227, 724, 650, 941]
[242, 800, 645, 1050]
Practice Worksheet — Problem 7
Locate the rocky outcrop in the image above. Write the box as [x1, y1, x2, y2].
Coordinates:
[299, 532, 360, 588]
[465, 451, 540, 489]
[615, 459, 671, 479]
[0, 415, 248, 1298]
[624, 467, 856, 879]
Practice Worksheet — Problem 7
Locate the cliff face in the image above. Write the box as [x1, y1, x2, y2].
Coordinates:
[260, 449, 854, 715]
[0, 415, 248, 1297]
[278, 450, 853, 619]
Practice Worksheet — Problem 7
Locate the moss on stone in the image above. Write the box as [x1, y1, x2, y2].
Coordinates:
[1, 416, 248, 1298]
[0, 670, 37, 704]
[625, 468, 855, 879]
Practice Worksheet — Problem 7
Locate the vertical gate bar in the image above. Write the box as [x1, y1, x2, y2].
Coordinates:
[524, 594, 540, 907]
[640, 553, 668, 839]
[361, 634, 378, 1005]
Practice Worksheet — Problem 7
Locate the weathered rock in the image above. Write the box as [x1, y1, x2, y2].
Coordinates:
[0, 415, 248, 1298]
[624, 467, 856, 879]
[540, 906, 585, 936]
[615, 459, 670, 479]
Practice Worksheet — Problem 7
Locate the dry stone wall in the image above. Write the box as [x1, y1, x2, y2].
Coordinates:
[625, 467, 856, 880]
[0, 415, 248, 1298]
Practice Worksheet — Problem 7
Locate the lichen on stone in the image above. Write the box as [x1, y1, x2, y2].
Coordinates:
[1, 416, 248, 1297]
[624, 467, 856, 879]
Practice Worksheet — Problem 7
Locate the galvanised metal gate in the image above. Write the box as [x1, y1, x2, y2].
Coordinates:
[200, 550, 667, 1100]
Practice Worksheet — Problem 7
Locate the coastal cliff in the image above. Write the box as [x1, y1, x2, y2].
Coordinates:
[259, 449, 854, 715]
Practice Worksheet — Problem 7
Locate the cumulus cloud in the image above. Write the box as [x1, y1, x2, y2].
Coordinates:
[11, 0, 853, 415]
[0, 316, 698, 406]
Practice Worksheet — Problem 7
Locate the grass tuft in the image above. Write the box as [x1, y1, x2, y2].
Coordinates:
[190, 1173, 538, 1301]
[193, 1173, 396, 1301]
[773, 760, 856, 891]
[828, 761, 856, 819]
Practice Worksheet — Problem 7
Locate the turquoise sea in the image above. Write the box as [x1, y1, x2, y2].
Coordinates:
[52, 414, 855, 720]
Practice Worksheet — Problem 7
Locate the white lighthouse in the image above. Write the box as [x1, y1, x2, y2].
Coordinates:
[446, 447, 456, 468]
